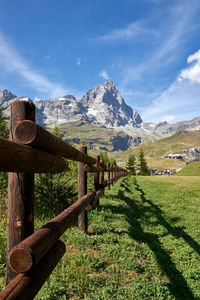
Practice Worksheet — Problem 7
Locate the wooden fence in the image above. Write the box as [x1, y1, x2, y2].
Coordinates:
[0, 100, 128, 299]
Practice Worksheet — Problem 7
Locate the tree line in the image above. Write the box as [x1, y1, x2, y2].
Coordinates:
[126, 150, 150, 176]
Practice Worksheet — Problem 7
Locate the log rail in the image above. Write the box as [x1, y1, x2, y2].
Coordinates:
[0, 100, 128, 299]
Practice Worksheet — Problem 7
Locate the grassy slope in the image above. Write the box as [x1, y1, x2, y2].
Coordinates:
[115, 130, 200, 169]
[59, 122, 130, 152]
[1, 176, 200, 299]
[175, 161, 200, 176]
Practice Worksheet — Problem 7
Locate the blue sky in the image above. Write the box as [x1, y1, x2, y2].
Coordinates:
[0, 0, 200, 123]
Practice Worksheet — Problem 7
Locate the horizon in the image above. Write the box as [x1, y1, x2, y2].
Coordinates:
[0, 1, 200, 123]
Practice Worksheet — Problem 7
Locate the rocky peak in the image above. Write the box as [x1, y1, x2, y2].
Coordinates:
[63, 95, 76, 100]
[103, 80, 116, 89]
[0, 89, 16, 103]
[78, 81, 142, 128]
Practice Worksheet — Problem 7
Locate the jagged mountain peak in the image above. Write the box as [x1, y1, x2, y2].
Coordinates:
[103, 80, 116, 89]
[78, 81, 142, 128]
[0, 89, 16, 102]
[63, 95, 77, 100]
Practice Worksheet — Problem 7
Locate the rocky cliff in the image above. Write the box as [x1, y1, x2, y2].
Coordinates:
[0, 81, 142, 128]
[78, 80, 142, 128]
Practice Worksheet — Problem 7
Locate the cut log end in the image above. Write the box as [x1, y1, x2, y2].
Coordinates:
[14, 120, 37, 145]
[9, 245, 34, 273]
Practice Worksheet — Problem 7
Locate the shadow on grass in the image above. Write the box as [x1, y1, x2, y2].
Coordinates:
[129, 178, 200, 256]
[101, 177, 197, 300]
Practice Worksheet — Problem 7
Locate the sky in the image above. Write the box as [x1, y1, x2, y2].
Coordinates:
[0, 0, 200, 123]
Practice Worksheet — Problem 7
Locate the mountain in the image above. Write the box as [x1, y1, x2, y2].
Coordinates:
[0, 89, 16, 103]
[78, 80, 142, 128]
[34, 95, 86, 126]
[0, 89, 31, 119]
[131, 116, 200, 141]
[33, 80, 143, 128]
[0, 81, 142, 128]
[1, 81, 200, 152]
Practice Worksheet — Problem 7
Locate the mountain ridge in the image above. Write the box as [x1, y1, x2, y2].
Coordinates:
[0, 81, 200, 150]
[0, 81, 143, 128]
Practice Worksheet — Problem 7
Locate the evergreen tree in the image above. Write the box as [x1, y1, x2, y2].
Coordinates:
[0, 106, 9, 139]
[0, 106, 9, 192]
[35, 124, 78, 216]
[52, 123, 61, 138]
[99, 151, 109, 164]
[138, 149, 150, 175]
[111, 158, 117, 166]
[126, 154, 136, 175]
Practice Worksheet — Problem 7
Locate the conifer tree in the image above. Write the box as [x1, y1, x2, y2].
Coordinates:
[52, 123, 61, 138]
[0, 106, 9, 192]
[0, 106, 9, 139]
[99, 151, 109, 164]
[35, 124, 77, 215]
[126, 154, 136, 175]
[138, 149, 150, 175]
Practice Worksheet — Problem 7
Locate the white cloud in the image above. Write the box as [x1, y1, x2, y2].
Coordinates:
[121, 1, 200, 85]
[0, 31, 68, 98]
[97, 21, 156, 42]
[99, 70, 109, 80]
[141, 49, 200, 123]
[76, 58, 81, 66]
[160, 115, 176, 122]
[178, 49, 200, 84]
[142, 78, 200, 123]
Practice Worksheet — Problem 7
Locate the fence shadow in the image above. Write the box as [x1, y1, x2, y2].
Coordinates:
[129, 177, 200, 257]
[101, 177, 197, 300]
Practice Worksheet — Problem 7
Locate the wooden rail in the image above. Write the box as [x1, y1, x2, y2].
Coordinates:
[0, 99, 128, 299]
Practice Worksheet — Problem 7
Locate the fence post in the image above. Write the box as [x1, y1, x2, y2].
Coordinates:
[100, 160, 104, 194]
[94, 155, 100, 207]
[6, 100, 35, 284]
[110, 163, 113, 186]
[107, 162, 110, 190]
[78, 146, 88, 233]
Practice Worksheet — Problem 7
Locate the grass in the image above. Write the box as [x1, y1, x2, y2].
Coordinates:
[148, 158, 185, 169]
[175, 161, 200, 176]
[1, 175, 200, 299]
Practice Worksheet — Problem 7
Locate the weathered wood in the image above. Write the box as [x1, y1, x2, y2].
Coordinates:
[6, 100, 36, 284]
[0, 137, 66, 173]
[78, 146, 88, 233]
[110, 164, 113, 186]
[99, 160, 105, 196]
[85, 204, 93, 211]
[94, 155, 100, 206]
[100, 180, 108, 188]
[113, 166, 116, 182]
[1, 240, 65, 300]
[14, 120, 96, 165]
[100, 160, 104, 187]
[107, 162, 110, 190]
[84, 164, 104, 173]
[92, 190, 104, 207]
[8, 191, 96, 273]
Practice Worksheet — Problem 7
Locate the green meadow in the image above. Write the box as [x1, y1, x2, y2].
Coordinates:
[1, 175, 200, 299]
[175, 161, 200, 176]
